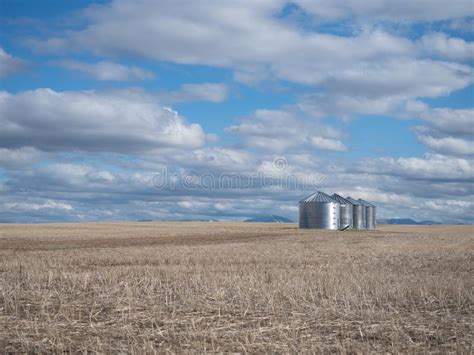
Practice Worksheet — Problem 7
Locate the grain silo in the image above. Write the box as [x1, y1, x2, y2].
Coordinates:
[359, 199, 376, 230]
[345, 197, 366, 229]
[331, 194, 353, 230]
[299, 191, 340, 230]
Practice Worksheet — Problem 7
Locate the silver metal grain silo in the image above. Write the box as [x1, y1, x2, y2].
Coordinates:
[359, 199, 376, 229]
[299, 191, 340, 230]
[331, 194, 353, 230]
[373, 205, 377, 228]
[345, 197, 366, 229]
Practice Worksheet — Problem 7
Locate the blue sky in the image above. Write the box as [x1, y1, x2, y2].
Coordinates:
[0, 0, 473, 223]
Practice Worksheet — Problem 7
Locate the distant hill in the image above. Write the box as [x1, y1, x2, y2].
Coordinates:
[244, 215, 294, 223]
[377, 218, 442, 225]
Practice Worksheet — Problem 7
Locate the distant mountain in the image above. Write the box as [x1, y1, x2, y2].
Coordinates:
[244, 215, 294, 223]
[377, 218, 442, 225]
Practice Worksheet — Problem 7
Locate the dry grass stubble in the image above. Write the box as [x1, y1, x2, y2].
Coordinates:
[0, 223, 473, 352]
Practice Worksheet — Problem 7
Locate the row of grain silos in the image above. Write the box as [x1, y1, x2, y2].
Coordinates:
[299, 191, 376, 230]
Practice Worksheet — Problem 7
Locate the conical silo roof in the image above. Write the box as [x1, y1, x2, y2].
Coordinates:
[358, 198, 375, 207]
[300, 191, 337, 203]
[345, 196, 362, 205]
[331, 194, 352, 204]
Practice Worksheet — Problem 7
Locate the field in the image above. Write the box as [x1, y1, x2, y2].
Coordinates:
[0, 222, 473, 353]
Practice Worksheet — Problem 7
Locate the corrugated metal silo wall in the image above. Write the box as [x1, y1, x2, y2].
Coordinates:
[352, 205, 365, 229]
[365, 206, 375, 229]
[299, 202, 340, 229]
[339, 203, 353, 229]
[373, 206, 377, 228]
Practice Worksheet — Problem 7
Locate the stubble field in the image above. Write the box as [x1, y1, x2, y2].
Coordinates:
[0, 222, 473, 353]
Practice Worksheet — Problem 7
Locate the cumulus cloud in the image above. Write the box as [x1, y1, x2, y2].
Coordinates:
[2, 1, 472, 224]
[447, 18, 474, 32]
[6, 199, 73, 211]
[2, 151, 472, 223]
[0, 147, 48, 168]
[27, 1, 472, 101]
[53, 60, 156, 81]
[158, 83, 229, 103]
[1, 159, 292, 222]
[188, 147, 255, 171]
[356, 154, 473, 182]
[0, 88, 206, 153]
[227, 109, 346, 152]
[406, 103, 474, 156]
[419, 33, 474, 61]
[38, 164, 117, 187]
[0, 194, 79, 223]
[322, 60, 471, 99]
[297, 59, 472, 120]
[413, 105, 474, 137]
[415, 131, 474, 156]
[294, 0, 474, 22]
[0, 47, 27, 78]
[310, 137, 347, 152]
[177, 201, 194, 209]
[319, 161, 473, 223]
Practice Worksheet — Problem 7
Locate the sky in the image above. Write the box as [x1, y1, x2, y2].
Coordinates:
[0, 0, 473, 224]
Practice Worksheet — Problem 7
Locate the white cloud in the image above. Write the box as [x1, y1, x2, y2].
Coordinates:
[227, 109, 346, 152]
[0, 147, 47, 168]
[406, 104, 474, 157]
[415, 106, 474, 137]
[189, 147, 255, 170]
[2, 1, 473, 224]
[27, 1, 472, 101]
[177, 200, 222, 210]
[315, 59, 470, 108]
[37, 164, 112, 187]
[416, 133, 474, 156]
[177, 201, 196, 209]
[294, 0, 474, 22]
[6, 199, 73, 211]
[357, 154, 473, 181]
[159, 83, 229, 103]
[0, 88, 206, 153]
[420, 33, 474, 61]
[280, 204, 298, 212]
[447, 18, 474, 32]
[0, 47, 26, 78]
[335, 188, 415, 205]
[310, 137, 347, 152]
[86, 170, 115, 183]
[328, 59, 470, 98]
[53, 60, 156, 81]
[420, 199, 473, 220]
[1, 150, 472, 223]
